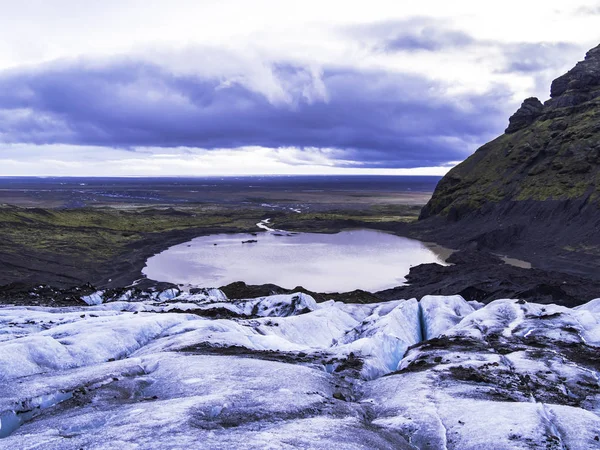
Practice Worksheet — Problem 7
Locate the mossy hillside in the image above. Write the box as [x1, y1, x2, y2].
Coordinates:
[563, 244, 600, 256]
[422, 44, 600, 220]
[0, 206, 251, 231]
[422, 96, 600, 218]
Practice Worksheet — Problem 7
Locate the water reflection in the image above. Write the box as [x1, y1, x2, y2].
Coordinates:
[143, 225, 447, 293]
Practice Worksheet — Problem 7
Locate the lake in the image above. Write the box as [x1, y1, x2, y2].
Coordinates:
[143, 220, 447, 293]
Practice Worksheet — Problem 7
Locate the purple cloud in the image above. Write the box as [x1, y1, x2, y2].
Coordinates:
[0, 58, 510, 168]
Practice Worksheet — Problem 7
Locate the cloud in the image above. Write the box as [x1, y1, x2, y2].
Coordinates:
[353, 18, 585, 75]
[0, 143, 455, 176]
[384, 30, 473, 52]
[0, 2, 595, 176]
[499, 42, 583, 74]
[572, 4, 600, 15]
[348, 17, 476, 53]
[0, 56, 510, 168]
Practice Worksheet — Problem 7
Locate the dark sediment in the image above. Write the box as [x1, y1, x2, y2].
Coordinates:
[376, 250, 600, 307]
[408, 197, 600, 280]
[223, 250, 600, 307]
[0, 225, 247, 290]
[220, 281, 382, 304]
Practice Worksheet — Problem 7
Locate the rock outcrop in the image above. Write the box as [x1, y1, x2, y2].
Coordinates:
[505, 97, 544, 133]
[548, 44, 600, 108]
[418, 44, 600, 277]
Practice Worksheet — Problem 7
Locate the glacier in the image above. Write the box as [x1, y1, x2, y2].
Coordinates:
[1, 290, 599, 449]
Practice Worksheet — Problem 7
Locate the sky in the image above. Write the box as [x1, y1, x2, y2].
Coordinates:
[0, 0, 598, 176]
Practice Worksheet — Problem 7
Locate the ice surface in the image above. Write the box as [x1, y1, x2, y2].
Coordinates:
[81, 291, 104, 306]
[419, 294, 474, 340]
[1, 292, 600, 448]
[0, 311, 192, 380]
[238, 292, 319, 317]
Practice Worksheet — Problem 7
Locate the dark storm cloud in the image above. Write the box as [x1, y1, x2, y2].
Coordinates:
[0, 58, 509, 168]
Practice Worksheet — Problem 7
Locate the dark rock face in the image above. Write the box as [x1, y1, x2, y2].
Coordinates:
[549, 44, 600, 107]
[505, 97, 544, 134]
[418, 43, 600, 277]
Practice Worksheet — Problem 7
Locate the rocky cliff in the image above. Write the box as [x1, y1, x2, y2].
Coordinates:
[418, 44, 600, 276]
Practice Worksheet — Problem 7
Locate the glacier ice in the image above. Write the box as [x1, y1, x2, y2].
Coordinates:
[419, 294, 475, 340]
[80, 291, 104, 306]
[1, 291, 600, 449]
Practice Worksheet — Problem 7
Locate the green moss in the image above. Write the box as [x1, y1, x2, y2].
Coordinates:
[562, 244, 600, 256]
[515, 180, 589, 201]
[0, 206, 263, 262]
[272, 204, 421, 233]
[423, 96, 600, 217]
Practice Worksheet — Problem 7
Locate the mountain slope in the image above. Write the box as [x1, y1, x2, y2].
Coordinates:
[418, 44, 600, 275]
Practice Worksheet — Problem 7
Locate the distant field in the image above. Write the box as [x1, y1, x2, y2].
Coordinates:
[0, 176, 438, 209]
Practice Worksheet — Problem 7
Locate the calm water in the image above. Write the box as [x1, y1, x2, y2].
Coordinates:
[143, 222, 446, 293]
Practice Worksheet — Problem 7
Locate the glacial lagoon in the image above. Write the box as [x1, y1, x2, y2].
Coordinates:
[143, 221, 447, 292]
